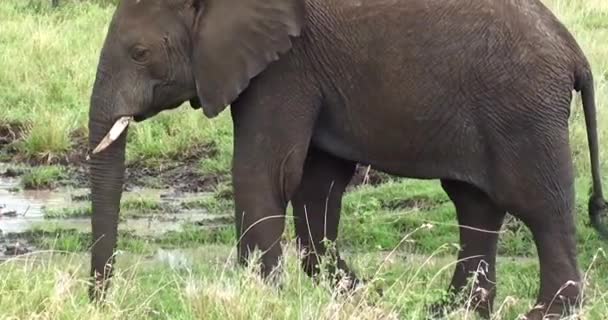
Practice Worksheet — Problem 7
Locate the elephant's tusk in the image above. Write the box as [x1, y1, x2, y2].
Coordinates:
[91, 116, 133, 154]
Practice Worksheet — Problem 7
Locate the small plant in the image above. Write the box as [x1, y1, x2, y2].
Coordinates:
[21, 166, 66, 189]
[121, 197, 164, 211]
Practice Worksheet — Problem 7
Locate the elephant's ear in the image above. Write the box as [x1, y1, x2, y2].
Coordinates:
[191, 0, 305, 118]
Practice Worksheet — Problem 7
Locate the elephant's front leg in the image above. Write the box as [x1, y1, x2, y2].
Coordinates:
[230, 97, 318, 279]
[291, 147, 359, 290]
[232, 144, 309, 279]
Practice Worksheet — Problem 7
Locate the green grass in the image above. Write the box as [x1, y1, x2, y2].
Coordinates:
[0, 244, 607, 319]
[43, 206, 91, 219]
[17, 112, 76, 162]
[125, 109, 232, 167]
[2, 0, 608, 319]
[15, 223, 235, 254]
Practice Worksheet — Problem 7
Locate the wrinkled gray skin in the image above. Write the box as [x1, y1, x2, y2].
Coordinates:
[88, 0, 608, 318]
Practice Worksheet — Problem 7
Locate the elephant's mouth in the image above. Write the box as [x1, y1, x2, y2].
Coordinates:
[91, 116, 133, 154]
[133, 110, 158, 122]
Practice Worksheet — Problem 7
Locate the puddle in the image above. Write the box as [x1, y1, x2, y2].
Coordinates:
[1, 164, 231, 259]
[0, 175, 75, 234]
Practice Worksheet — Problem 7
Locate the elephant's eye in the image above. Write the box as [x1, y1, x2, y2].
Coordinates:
[131, 45, 150, 63]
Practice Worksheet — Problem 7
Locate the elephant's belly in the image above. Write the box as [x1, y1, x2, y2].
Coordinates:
[311, 127, 364, 163]
[311, 114, 481, 181]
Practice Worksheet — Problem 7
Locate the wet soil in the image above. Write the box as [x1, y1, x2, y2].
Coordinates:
[0, 171, 233, 260]
[124, 148, 223, 193]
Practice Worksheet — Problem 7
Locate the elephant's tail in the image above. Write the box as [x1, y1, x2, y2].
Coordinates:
[577, 70, 608, 240]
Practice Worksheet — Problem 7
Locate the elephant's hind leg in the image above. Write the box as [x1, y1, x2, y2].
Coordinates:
[494, 134, 581, 320]
[429, 180, 506, 319]
[291, 147, 360, 290]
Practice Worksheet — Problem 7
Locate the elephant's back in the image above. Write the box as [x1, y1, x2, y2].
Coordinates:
[300, 0, 588, 84]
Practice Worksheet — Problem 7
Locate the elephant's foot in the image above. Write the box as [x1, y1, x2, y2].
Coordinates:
[329, 275, 385, 304]
[310, 265, 382, 298]
[520, 296, 582, 320]
[310, 265, 362, 293]
[426, 287, 493, 319]
[88, 264, 116, 304]
[300, 251, 370, 296]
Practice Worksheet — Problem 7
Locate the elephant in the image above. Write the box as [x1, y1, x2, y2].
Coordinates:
[87, 0, 608, 319]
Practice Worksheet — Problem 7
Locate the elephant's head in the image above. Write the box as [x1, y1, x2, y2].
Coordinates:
[88, 0, 305, 300]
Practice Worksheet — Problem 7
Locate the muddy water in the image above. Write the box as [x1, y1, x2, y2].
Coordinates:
[0, 177, 223, 234]
[0, 167, 230, 259]
[0, 176, 73, 233]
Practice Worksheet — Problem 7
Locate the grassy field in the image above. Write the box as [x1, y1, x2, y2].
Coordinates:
[1, 0, 608, 319]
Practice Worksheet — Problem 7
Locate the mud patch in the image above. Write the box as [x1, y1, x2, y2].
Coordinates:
[3, 240, 32, 256]
[0, 237, 35, 261]
[114, 145, 223, 192]
[381, 194, 448, 211]
[126, 161, 220, 193]
[0, 205, 19, 217]
[1, 167, 23, 178]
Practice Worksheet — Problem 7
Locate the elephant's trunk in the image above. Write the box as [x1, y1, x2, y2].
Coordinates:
[88, 80, 129, 301]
